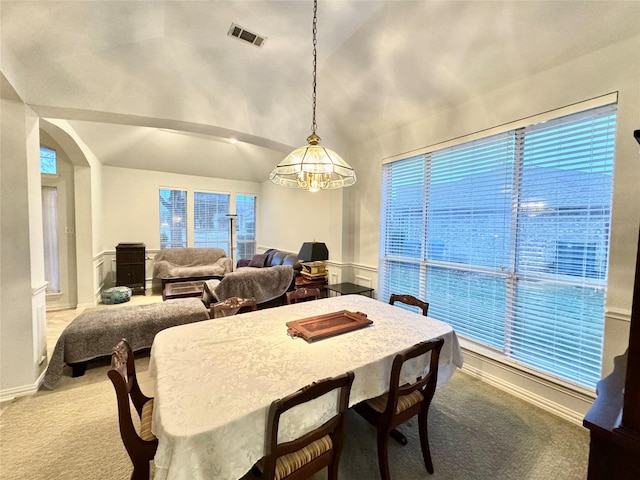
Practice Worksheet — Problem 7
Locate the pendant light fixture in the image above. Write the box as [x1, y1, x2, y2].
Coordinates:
[269, 0, 356, 192]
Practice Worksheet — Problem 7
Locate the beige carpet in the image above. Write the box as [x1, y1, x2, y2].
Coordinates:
[0, 296, 590, 479]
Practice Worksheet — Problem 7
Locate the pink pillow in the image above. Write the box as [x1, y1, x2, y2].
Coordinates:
[248, 253, 268, 268]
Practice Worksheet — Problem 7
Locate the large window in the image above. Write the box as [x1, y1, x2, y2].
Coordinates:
[194, 192, 230, 251]
[159, 189, 187, 249]
[236, 194, 256, 259]
[379, 103, 617, 389]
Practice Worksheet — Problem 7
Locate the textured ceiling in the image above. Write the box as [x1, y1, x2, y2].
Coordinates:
[1, 0, 639, 181]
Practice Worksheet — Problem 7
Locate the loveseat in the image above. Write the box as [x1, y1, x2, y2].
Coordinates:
[153, 247, 233, 291]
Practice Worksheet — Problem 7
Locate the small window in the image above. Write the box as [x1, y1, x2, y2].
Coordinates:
[159, 189, 187, 249]
[236, 194, 257, 258]
[40, 146, 57, 174]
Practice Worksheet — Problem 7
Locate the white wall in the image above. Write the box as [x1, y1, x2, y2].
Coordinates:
[101, 166, 262, 250]
[344, 35, 640, 422]
[0, 99, 47, 397]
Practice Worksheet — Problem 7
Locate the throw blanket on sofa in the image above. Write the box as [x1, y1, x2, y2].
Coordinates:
[205, 265, 294, 305]
[43, 298, 209, 389]
[153, 247, 232, 280]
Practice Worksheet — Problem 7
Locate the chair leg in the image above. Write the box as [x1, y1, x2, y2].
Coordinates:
[389, 428, 408, 446]
[418, 412, 434, 474]
[377, 430, 392, 480]
[328, 458, 339, 480]
[131, 461, 151, 480]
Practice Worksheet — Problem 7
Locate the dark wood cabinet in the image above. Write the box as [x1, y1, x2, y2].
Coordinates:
[116, 243, 146, 294]
[584, 227, 640, 478]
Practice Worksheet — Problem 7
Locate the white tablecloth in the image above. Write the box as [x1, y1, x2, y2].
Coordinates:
[149, 295, 463, 480]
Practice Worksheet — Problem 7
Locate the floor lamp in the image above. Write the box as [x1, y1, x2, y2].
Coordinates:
[226, 213, 237, 270]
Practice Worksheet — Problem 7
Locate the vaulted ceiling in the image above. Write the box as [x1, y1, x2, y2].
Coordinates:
[2, 1, 639, 181]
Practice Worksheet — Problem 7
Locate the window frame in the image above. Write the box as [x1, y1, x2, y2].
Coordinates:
[379, 96, 617, 390]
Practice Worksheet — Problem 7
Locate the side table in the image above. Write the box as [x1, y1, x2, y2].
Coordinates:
[326, 282, 374, 298]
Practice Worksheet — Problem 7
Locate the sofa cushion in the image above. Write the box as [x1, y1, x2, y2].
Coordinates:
[270, 251, 288, 266]
[248, 253, 269, 268]
[282, 254, 299, 267]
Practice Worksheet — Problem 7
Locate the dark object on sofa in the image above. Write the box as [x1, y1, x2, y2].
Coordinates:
[236, 248, 301, 274]
[43, 298, 210, 389]
[203, 265, 295, 309]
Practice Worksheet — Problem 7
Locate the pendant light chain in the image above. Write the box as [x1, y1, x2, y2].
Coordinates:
[268, 0, 355, 191]
[311, 0, 318, 136]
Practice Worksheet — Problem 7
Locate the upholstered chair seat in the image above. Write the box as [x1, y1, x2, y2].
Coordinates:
[272, 435, 333, 480]
[366, 389, 424, 415]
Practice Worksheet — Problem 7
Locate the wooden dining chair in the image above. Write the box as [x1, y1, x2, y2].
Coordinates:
[211, 296, 258, 317]
[107, 339, 158, 480]
[389, 293, 429, 317]
[286, 287, 321, 305]
[354, 338, 444, 480]
[241, 371, 355, 480]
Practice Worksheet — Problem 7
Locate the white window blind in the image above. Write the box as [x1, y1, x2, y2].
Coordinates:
[379, 103, 617, 388]
[159, 189, 187, 249]
[194, 192, 230, 252]
[509, 106, 617, 385]
[236, 194, 256, 259]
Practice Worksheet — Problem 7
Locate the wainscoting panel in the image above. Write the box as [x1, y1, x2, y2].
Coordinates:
[31, 282, 48, 367]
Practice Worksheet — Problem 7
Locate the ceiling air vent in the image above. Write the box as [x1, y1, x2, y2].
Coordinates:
[228, 23, 267, 48]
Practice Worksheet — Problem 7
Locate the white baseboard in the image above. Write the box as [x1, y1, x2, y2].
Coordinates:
[0, 369, 45, 404]
[461, 357, 591, 426]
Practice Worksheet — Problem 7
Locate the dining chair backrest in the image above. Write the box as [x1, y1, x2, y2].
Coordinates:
[211, 296, 258, 317]
[389, 293, 429, 317]
[107, 339, 158, 480]
[243, 371, 355, 480]
[286, 287, 321, 305]
[354, 338, 444, 480]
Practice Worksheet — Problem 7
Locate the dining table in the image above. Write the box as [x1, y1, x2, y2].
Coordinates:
[149, 294, 464, 480]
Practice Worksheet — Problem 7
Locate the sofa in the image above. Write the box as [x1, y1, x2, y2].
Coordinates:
[203, 265, 295, 310]
[237, 248, 301, 273]
[153, 247, 233, 291]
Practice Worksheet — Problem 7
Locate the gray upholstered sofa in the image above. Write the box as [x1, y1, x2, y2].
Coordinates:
[153, 247, 233, 291]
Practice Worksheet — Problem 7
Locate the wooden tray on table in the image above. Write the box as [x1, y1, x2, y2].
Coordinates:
[286, 310, 372, 342]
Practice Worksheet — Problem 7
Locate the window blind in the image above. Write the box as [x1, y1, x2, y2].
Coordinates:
[379, 103, 617, 388]
[425, 132, 515, 349]
[194, 192, 230, 252]
[159, 188, 187, 249]
[509, 105, 617, 386]
[236, 194, 257, 259]
[379, 156, 426, 301]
